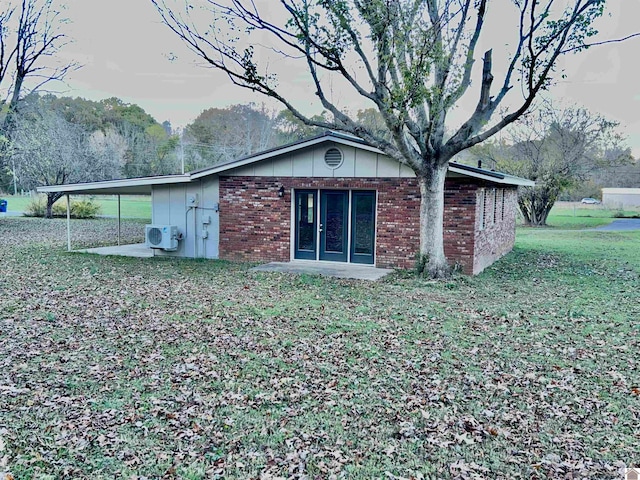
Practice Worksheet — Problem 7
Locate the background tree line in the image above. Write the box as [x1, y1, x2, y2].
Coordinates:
[2, 92, 636, 225]
[463, 100, 634, 225]
[1, 89, 397, 193]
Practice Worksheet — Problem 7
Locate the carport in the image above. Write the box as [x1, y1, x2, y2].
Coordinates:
[37, 175, 190, 252]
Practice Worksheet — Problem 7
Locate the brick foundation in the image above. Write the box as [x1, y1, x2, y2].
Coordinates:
[219, 176, 517, 274]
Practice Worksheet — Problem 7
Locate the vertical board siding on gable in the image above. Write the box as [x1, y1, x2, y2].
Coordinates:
[253, 159, 275, 177]
[218, 176, 519, 274]
[376, 154, 401, 177]
[291, 150, 314, 177]
[225, 147, 419, 180]
[354, 149, 377, 177]
[273, 155, 293, 177]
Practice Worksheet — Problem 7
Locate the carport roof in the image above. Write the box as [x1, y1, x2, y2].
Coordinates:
[37, 174, 191, 195]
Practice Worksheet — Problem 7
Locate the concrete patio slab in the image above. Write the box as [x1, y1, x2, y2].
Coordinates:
[251, 260, 393, 281]
[76, 243, 154, 258]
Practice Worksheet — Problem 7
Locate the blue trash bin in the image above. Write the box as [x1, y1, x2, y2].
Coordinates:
[0, 199, 6, 213]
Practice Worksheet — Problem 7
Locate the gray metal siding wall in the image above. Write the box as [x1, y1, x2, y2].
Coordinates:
[151, 177, 220, 258]
[603, 193, 640, 207]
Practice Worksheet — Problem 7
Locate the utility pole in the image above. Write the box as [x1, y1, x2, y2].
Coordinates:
[12, 158, 17, 195]
[180, 134, 185, 175]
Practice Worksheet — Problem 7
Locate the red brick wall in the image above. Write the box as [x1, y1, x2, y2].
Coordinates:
[219, 176, 517, 274]
[473, 187, 518, 274]
[218, 177, 291, 263]
[443, 180, 479, 274]
[218, 176, 423, 267]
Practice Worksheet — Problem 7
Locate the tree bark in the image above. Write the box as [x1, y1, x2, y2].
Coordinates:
[518, 186, 558, 226]
[418, 164, 449, 277]
[45, 192, 62, 218]
[1, 74, 24, 134]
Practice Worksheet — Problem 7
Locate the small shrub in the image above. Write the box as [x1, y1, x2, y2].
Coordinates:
[52, 201, 68, 217]
[70, 199, 101, 219]
[415, 252, 429, 275]
[24, 196, 47, 217]
[24, 196, 101, 219]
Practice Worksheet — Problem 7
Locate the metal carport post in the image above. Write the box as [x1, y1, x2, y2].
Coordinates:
[117, 194, 121, 246]
[66, 194, 71, 252]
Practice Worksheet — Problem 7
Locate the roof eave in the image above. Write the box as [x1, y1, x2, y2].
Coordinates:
[448, 165, 535, 186]
[36, 174, 191, 195]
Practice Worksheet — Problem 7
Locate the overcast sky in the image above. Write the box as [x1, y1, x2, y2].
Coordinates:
[43, 1, 640, 155]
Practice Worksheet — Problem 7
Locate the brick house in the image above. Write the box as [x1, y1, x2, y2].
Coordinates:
[38, 131, 533, 275]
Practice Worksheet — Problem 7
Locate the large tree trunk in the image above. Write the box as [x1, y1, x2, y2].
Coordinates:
[1, 75, 24, 134]
[518, 185, 558, 226]
[418, 164, 450, 278]
[45, 192, 62, 219]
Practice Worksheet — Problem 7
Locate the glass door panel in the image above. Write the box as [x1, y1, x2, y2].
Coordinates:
[320, 190, 348, 262]
[350, 191, 375, 264]
[294, 190, 317, 260]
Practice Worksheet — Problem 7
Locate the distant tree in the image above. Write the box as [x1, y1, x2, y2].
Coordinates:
[0, 0, 77, 130]
[47, 95, 108, 132]
[146, 123, 180, 174]
[161, 120, 172, 136]
[152, 0, 632, 277]
[354, 108, 391, 142]
[11, 106, 120, 217]
[275, 109, 327, 144]
[100, 97, 157, 130]
[470, 101, 632, 225]
[184, 103, 280, 168]
[584, 157, 640, 192]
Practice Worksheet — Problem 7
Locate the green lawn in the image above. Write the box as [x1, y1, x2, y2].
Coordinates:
[0, 217, 638, 479]
[544, 201, 640, 229]
[1, 194, 151, 219]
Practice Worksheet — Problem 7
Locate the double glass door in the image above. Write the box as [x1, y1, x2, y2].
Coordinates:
[294, 190, 375, 264]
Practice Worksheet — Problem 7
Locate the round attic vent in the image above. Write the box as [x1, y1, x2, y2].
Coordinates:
[147, 227, 163, 246]
[324, 148, 343, 168]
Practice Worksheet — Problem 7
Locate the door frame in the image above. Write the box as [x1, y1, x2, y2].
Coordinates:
[319, 190, 349, 262]
[291, 188, 377, 265]
[350, 190, 376, 265]
[293, 189, 318, 260]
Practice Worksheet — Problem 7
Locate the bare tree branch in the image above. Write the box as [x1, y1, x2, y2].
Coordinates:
[1, 0, 79, 131]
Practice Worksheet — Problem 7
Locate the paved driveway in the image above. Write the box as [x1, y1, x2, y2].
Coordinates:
[0, 211, 23, 217]
[593, 218, 640, 231]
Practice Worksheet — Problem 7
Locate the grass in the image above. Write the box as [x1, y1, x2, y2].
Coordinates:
[544, 201, 640, 229]
[1, 194, 151, 219]
[0, 217, 638, 479]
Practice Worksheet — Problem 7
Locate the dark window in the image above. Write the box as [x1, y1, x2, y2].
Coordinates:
[478, 189, 486, 230]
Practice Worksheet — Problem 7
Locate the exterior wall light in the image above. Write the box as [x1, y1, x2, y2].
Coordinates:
[278, 186, 285, 198]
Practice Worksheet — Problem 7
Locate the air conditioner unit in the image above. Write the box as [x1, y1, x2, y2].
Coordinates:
[145, 225, 179, 251]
